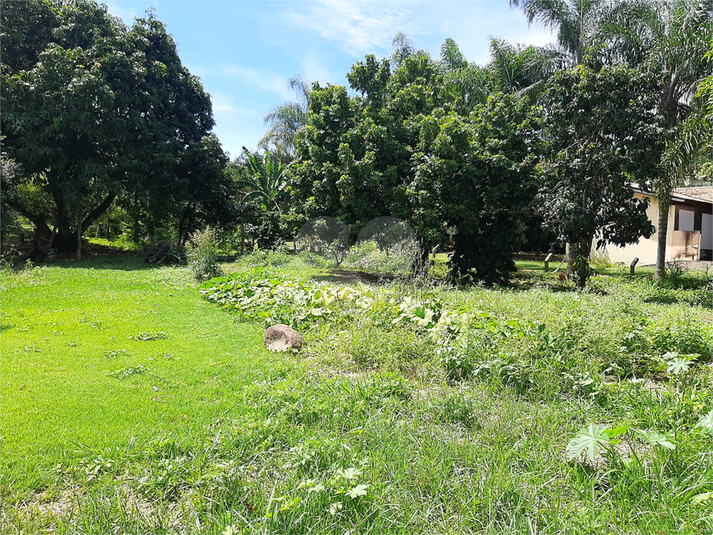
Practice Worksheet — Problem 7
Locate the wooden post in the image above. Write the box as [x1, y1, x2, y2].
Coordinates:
[630, 257, 639, 276]
[77, 223, 82, 261]
[544, 252, 554, 272]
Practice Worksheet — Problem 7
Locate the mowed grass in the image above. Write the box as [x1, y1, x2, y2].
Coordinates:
[0, 258, 282, 494]
[1, 253, 713, 534]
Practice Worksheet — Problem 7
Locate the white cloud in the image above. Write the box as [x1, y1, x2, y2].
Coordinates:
[299, 54, 338, 86]
[221, 65, 292, 100]
[210, 93, 262, 117]
[283, 0, 423, 57]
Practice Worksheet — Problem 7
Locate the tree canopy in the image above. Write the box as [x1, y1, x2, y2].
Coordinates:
[537, 65, 663, 286]
[1, 0, 235, 251]
[289, 48, 540, 283]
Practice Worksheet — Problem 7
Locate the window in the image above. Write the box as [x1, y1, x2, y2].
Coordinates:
[677, 208, 695, 231]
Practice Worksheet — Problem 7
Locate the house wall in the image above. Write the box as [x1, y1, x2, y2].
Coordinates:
[592, 193, 674, 265]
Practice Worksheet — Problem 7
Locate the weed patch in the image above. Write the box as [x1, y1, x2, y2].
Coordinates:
[129, 331, 168, 341]
[3, 254, 713, 534]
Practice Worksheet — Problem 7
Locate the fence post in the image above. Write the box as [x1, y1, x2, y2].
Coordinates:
[630, 257, 639, 276]
[544, 252, 554, 272]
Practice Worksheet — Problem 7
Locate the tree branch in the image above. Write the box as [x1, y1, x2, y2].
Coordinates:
[4, 198, 53, 237]
[80, 193, 117, 234]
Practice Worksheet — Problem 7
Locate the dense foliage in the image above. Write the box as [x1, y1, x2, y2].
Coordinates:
[1, 0, 236, 252]
[289, 52, 541, 284]
[537, 65, 664, 286]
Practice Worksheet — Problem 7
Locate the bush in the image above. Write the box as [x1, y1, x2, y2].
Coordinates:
[187, 228, 224, 282]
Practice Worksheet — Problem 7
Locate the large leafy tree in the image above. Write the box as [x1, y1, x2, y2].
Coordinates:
[600, 0, 713, 279]
[291, 46, 539, 283]
[537, 65, 664, 287]
[2, 0, 233, 252]
[411, 95, 539, 284]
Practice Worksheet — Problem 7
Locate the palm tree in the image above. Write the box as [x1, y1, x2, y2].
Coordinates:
[602, 0, 713, 279]
[238, 147, 289, 214]
[509, 0, 615, 272]
[509, 0, 610, 66]
[487, 37, 566, 95]
[234, 148, 291, 250]
[391, 32, 415, 68]
[258, 76, 310, 159]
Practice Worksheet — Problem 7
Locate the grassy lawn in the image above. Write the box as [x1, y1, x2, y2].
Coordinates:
[1, 253, 712, 534]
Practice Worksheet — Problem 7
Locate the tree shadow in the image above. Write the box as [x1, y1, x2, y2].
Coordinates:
[42, 253, 168, 271]
[312, 269, 397, 284]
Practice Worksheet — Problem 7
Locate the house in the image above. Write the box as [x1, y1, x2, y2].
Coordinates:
[594, 185, 713, 265]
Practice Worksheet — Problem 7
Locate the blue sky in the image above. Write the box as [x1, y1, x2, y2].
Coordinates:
[105, 0, 555, 160]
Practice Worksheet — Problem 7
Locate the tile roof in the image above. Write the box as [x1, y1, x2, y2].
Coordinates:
[673, 186, 713, 204]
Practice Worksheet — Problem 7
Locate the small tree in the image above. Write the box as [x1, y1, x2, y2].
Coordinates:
[234, 148, 290, 249]
[296, 217, 350, 266]
[538, 65, 664, 288]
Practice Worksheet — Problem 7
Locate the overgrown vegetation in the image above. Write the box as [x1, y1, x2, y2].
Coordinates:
[2, 253, 712, 534]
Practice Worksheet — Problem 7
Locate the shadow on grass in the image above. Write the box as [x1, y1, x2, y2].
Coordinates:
[43, 253, 167, 271]
[312, 269, 399, 284]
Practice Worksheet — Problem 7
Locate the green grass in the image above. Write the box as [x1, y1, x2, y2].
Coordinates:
[2, 254, 713, 534]
[1, 259, 290, 508]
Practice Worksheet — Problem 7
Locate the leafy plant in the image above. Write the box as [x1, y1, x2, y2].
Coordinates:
[697, 410, 713, 435]
[130, 332, 168, 341]
[567, 423, 676, 464]
[661, 351, 698, 375]
[187, 227, 224, 282]
[566, 423, 611, 462]
[633, 429, 675, 450]
[107, 365, 149, 379]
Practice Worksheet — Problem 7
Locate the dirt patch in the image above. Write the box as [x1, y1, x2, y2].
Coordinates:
[314, 269, 397, 284]
[22, 488, 79, 518]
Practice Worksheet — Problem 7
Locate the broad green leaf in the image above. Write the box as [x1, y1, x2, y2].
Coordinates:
[329, 502, 343, 515]
[346, 484, 369, 498]
[337, 467, 361, 480]
[666, 357, 692, 375]
[566, 423, 610, 461]
[696, 410, 713, 435]
[608, 424, 630, 439]
[692, 492, 713, 504]
[634, 429, 675, 450]
[307, 482, 325, 493]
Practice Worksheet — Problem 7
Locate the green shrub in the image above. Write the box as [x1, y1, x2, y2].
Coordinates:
[647, 320, 712, 361]
[187, 228, 224, 282]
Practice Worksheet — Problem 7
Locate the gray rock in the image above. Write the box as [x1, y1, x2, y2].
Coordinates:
[264, 324, 304, 352]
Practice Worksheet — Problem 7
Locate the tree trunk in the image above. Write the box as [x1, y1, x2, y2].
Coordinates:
[411, 243, 431, 278]
[654, 201, 669, 281]
[574, 238, 591, 289]
[45, 194, 117, 253]
[4, 199, 53, 238]
[80, 194, 117, 236]
[177, 203, 195, 247]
